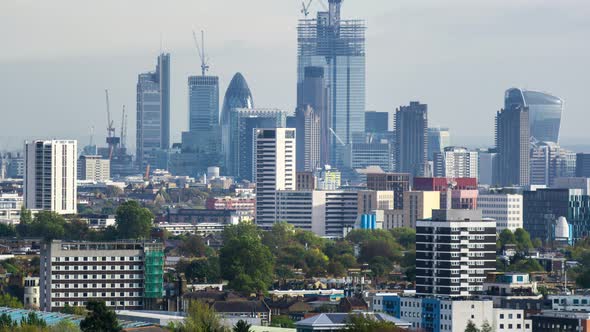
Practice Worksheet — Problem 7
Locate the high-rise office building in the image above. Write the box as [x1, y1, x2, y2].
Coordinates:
[395, 101, 428, 177]
[254, 128, 296, 229]
[505, 88, 564, 143]
[478, 148, 498, 186]
[78, 155, 110, 182]
[496, 106, 530, 187]
[479, 194, 523, 232]
[40, 240, 164, 312]
[351, 138, 395, 172]
[295, 106, 321, 172]
[188, 76, 219, 132]
[576, 153, 590, 178]
[297, 0, 366, 168]
[427, 127, 451, 161]
[297, 66, 329, 167]
[136, 53, 170, 169]
[530, 142, 576, 187]
[24, 140, 77, 214]
[228, 108, 289, 180]
[416, 209, 496, 298]
[366, 172, 410, 210]
[523, 188, 590, 242]
[365, 111, 389, 134]
[433, 147, 479, 179]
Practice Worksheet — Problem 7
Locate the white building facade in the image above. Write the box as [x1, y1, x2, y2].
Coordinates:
[478, 194, 523, 232]
[24, 140, 77, 214]
[434, 147, 478, 179]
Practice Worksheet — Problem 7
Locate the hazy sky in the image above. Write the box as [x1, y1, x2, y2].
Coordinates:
[1, 0, 589, 151]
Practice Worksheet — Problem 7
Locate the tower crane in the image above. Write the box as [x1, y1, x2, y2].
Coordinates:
[105, 89, 119, 160]
[120, 106, 126, 149]
[192, 30, 209, 76]
[301, 0, 312, 17]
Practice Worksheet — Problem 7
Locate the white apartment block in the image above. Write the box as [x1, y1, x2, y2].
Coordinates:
[78, 155, 110, 182]
[24, 140, 77, 214]
[254, 128, 296, 230]
[434, 147, 479, 179]
[24, 277, 40, 309]
[478, 194, 523, 232]
[0, 193, 23, 224]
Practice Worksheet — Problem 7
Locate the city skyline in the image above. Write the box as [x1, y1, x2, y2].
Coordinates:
[1, 0, 589, 151]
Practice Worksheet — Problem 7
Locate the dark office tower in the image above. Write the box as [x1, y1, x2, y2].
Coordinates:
[297, 0, 366, 168]
[365, 111, 389, 134]
[576, 153, 590, 177]
[395, 102, 428, 177]
[496, 106, 530, 186]
[297, 66, 329, 167]
[188, 76, 219, 132]
[221, 73, 254, 168]
[505, 88, 564, 143]
[136, 53, 170, 169]
[366, 172, 410, 210]
[296, 106, 321, 172]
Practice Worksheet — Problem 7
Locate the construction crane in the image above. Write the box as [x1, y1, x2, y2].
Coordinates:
[120, 106, 126, 149]
[329, 128, 346, 146]
[104, 89, 120, 160]
[301, 0, 313, 17]
[192, 30, 209, 76]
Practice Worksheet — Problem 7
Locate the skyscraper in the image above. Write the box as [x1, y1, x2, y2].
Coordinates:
[136, 53, 170, 170]
[427, 127, 451, 161]
[297, 66, 329, 167]
[365, 111, 389, 134]
[188, 76, 219, 133]
[496, 106, 530, 186]
[395, 101, 428, 177]
[228, 108, 288, 180]
[529, 141, 576, 186]
[221, 73, 254, 168]
[505, 88, 564, 143]
[297, 0, 366, 168]
[254, 128, 296, 230]
[24, 140, 77, 214]
[295, 106, 321, 172]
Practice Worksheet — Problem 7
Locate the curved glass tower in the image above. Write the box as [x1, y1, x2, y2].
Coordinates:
[505, 88, 563, 143]
[221, 73, 254, 170]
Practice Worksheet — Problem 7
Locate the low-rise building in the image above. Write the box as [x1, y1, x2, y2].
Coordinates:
[0, 193, 23, 224]
[23, 277, 40, 309]
[296, 312, 411, 332]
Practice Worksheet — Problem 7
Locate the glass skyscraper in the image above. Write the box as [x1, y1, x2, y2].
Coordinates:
[505, 88, 564, 143]
[188, 76, 219, 132]
[395, 101, 428, 177]
[136, 53, 170, 169]
[221, 73, 254, 170]
[427, 127, 451, 161]
[297, 0, 366, 168]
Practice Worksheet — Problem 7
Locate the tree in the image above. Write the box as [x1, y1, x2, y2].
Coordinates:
[480, 320, 493, 332]
[0, 313, 16, 329]
[507, 258, 544, 273]
[115, 200, 154, 239]
[345, 314, 402, 332]
[179, 235, 208, 257]
[177, 300, 224, 332]
[0, 224, 16, 237]
[498, 229, 516, 249]
[0, 293, 23, 308]
[20, 312, 46, 328]
[514, 228, 534, 252]
[50, 320, 81, 332]
[61, 303, 87, 316]
[390, 227, 416, 250]
[464, 320, 480, 332]
[220, 224, 274, 294]
[271, 316, 295, 328]
[178, 256, 221, 283]
[80, 301, 121, 332]
[233, 320, 252, 332]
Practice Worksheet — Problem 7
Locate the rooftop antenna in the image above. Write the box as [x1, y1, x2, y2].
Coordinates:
[192, 30, 210, 76]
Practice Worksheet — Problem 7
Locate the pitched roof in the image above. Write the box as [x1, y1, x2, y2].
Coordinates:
[296, 313, 411, 328]
[212, 300, 269, 313]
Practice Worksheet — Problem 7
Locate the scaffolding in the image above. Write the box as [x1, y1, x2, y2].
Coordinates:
[144, 245, 164, 299]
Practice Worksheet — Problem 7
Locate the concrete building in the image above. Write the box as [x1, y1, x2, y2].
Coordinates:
[136, 53, 170, 169]
[496, 104, 530, 187]
[23, 277, 40, 309]
[0, 193, 23, 224]
[478, 148, 498, 186]
[40, 240, 164, 312]
[366, 172, 410, 210]
[317, 167, 341, 190]
[78, 155, 110, 182]
[274, 190, 358, 238]
[531, 311, 590, 332]
[395, 101, 428, 177]
[365, 111, 389, 134]
[296, 172, 316, 190]
[433, 147, 478, 179]
[576, 153, 590, 178]
[413, 177, 478, 210]
[479, 194, 523, 232]
[357, 190, 394, 215]
[351, 139, 395, 172]
[24, 140, 77, 215]
[295, 106, 321, 172]
[403, 191, 441, 229]
[416, 209, 496, 297]
[530, 142, 576, 187]
[255, 128, 296, 230]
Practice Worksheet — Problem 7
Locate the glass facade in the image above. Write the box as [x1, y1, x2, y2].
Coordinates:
[298, 6, 366, 168]
[505, 88, 563, 143]
[221, 73, 254, 170]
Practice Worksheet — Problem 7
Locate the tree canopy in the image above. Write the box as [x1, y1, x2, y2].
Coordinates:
[115, 200, 154, 239]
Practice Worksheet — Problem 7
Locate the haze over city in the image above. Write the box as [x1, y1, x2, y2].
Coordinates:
[1, 0, 589, 151]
